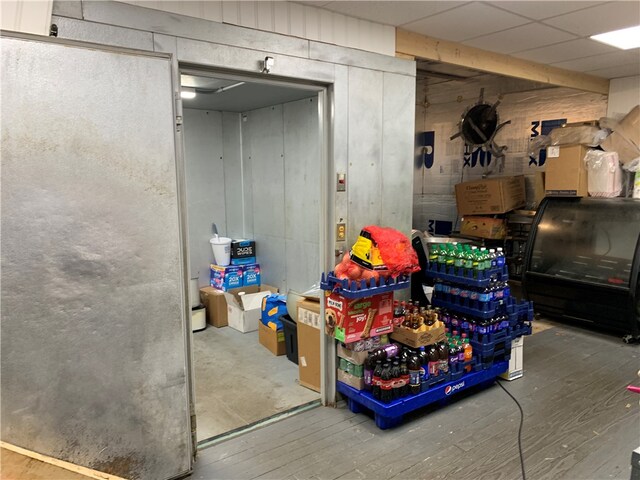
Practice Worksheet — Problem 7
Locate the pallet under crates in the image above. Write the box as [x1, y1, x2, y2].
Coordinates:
[338, 361, 509, 429]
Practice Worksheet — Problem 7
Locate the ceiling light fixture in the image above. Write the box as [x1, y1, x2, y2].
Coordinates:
[181, 87, 196, 99]
[590, 25, 640, 50]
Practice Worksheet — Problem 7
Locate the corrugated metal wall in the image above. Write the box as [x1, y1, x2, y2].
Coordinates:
[120, 0, 395, 56]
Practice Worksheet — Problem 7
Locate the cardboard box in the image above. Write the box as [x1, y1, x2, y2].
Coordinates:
[337, 369, 365, 390]
[200, 286, 228, 327]
[455, 176, 526, 215]
[210, 264, 243, 291]
[337, 343, 369, 365]
[297, 298, 321, 329]
[225, 284, 277, 333]
[297, 321, 320, 392]
[242, 263, 261, 287]
[258, 321, 285, 356]
[390, 323, 446, 349]
[524, 172, 545, 209]
[500, 336, 524, 381]
[325, 291, 394, 344]
[545, 145, 589, 197]
[460, 216, 506, 240]
[615, 105, 640, 149]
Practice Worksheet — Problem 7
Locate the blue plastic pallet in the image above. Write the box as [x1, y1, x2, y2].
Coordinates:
[337, 361, 509, 429]
[320, 272, 410, 298]
[424, 264, 509, 288]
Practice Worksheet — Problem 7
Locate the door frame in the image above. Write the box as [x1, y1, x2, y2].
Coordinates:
[176, 65, 337, 445]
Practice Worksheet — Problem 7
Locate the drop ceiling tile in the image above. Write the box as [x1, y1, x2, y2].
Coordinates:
[309, 1, 468, 27]
[402, 2, 530, 42]
[462, 22, 577, 54]
[585, 62, 640, 79]
[514, 38, 618, 63]
[488, 1, 604, 20]
[543, 1, 640, 37]
[552, 50, 640, 72]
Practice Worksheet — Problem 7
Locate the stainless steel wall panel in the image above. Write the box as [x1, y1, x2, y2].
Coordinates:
[52, 0, 83, 19]
[332, 65, 349, 256]
[51, 15, 153, 50]
[153, 32, 177, 55]
[244, 105, 285, 239]
[309, 41, 415, 77]
[381, 72, 415, 233]
[284, 97, 320, 292]
[82, 0, 309, 59]
[183, 109, 226, 287]
[347, 66, 383, 245]
[1, 36, 190, 480]
[177, 37, 334, 84]
[254, 233, 287, 293]
[222, 112, 244, 239]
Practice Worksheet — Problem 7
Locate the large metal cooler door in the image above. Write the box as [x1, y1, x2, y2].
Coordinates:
[1, 34, 192, 479]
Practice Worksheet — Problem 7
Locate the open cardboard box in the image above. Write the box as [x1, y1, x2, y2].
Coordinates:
[224, 284, 277, 333]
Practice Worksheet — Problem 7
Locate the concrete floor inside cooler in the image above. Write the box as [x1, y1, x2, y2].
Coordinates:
[193, 325, 320, 441]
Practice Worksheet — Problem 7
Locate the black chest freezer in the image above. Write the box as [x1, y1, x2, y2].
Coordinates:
[523, 197, 640, 341]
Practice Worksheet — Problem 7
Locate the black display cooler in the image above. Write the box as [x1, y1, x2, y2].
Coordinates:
[523, 197, 640, 342]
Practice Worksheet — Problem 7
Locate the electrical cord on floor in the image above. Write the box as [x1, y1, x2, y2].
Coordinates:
[497, 379, 526, 480]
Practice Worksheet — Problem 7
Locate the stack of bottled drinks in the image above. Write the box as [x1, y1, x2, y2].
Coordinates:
[392, 300, 442, 331]
[428, 242, 505, 278]
[363, 338, 474, 403]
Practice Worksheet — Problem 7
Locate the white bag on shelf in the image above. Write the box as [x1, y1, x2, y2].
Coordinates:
[584, 150, 622, 197]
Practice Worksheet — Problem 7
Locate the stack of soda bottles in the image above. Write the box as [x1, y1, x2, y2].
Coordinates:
[429, 242, 505, 278]
[391, 300, 442, 331]
[363, 339, 474, 403]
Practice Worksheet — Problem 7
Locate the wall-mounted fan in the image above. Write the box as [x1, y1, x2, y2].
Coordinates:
[450, 88, 511, 159]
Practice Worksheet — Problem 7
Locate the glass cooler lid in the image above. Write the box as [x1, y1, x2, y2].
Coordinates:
[529, 198, 640, 288]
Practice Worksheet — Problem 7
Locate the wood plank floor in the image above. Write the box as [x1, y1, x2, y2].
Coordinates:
[192, 319, 640, 480]
[0, 448, 91, 480]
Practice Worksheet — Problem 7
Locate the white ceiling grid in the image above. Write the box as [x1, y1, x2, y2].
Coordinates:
[296, 1, 640, 79]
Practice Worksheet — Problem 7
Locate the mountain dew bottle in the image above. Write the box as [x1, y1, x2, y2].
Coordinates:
[453, 243, 464, 269]
[470, 246, 480, 277]
[445, 243, 455, 268]
[464, 245, 474, 274]
[428, 244, 438, 264]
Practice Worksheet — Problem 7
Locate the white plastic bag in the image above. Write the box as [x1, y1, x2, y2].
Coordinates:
[584, 150, 622, 198]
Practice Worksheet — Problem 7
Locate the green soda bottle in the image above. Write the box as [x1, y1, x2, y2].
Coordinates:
[428, 244, 438, 265]
[476, 248, 486, 278]
[445, 243, 455, 269]
[436, 244, 446, 268]
[453, 243, 464, 270]
[470, 246, 480, 278]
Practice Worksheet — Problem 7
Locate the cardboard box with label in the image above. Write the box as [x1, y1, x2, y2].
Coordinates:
[325, 291, 394, 344]
[296, 299, 320, 392]
[200, 286, 229, 327]
[545, 145, 589, 197]
[455, 176, 526, 215]
[460, 216, 506, 240]
[258, 321, 285, 356]
[224, 285, 277, 333]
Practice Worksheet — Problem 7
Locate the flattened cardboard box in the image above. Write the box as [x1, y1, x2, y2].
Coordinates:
[297, 298, 321, 329]
[258, 321, 285, 356]
[297, 321, 320, 392]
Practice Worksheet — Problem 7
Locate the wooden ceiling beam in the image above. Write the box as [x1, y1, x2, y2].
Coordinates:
[396, 29, 610, 95]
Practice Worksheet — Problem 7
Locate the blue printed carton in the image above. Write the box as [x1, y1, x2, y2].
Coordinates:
[210, 264, 243, 291]
[243, 263, 261, 287]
